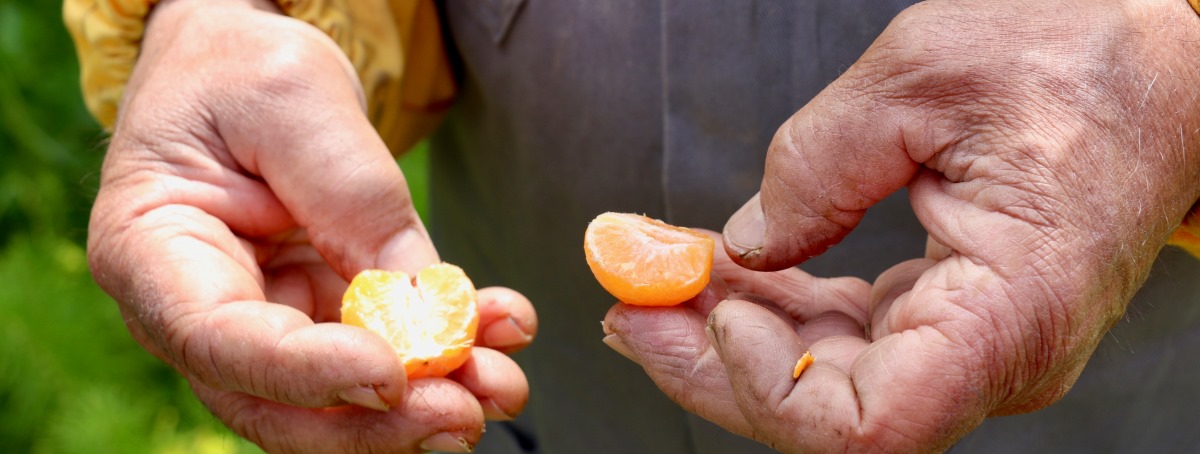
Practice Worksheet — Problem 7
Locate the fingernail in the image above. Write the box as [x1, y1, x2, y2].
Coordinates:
[483, 316, 533, 350]
[420, 433, 473, 453]
[481, 398, 514, 421]
[704, 325, 719, 348]
[338, 386, 390, 412]
[376, 227, 439, 274]
[602, 334, 637, 362]
[724, 194, 765, 257]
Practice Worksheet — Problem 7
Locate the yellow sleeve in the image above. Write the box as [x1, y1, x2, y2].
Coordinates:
[1168, 205, 1200, 257]
[63, 0, 159, 130]
[277, 0, 456, 153]
[63, 0, 455, 154]
[1172, 2, 1200, 257]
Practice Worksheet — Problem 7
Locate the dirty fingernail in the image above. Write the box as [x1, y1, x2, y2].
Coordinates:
[601, 320, 615, 336]
[704, 325, 720, 349]
[724, 193, 765, 257]
[338, 385, 390, 412]
[602, 334, 637, 362]
[420, 433, 473, 453]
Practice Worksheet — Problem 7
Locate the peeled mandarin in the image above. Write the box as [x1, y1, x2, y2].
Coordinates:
[584, 212, 714, 306]
[341, 263, 479, 378]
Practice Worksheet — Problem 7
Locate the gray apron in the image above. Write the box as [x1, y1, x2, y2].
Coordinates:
[427, 1, 1200, 452]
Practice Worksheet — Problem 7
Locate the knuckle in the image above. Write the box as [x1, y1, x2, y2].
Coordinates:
[171, 16, 356, 112]
[233, 23, 352, 103]
[164, 305, 219, 383]
[217, 396, 291, 452]
[242, 41, 328, 100]
[125, 13, 357, 136]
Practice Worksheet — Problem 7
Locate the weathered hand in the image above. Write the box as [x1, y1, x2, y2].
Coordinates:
[605, 0, 1200, 451]
[604, 230, 877, 449]
[86, 0, 535, 452]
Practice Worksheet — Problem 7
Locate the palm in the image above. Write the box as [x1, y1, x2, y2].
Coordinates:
[252, 228, 352, 324]
[604, 231, 875, 444]
[605, 224, 1095, 452]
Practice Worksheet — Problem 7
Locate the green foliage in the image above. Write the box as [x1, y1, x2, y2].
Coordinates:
[0, 0, 106, 247]
[401, 143, 431, 219]
[0, 0, 431, 452]
[0, 236, 262, 453]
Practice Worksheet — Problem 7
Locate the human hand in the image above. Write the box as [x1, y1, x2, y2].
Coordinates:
[86, 0, 536, 452]
[604, 0, 1200, 451]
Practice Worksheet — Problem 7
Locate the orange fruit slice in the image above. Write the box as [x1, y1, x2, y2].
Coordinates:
[793, 351, 814, 379]
[584, 212, 714, 306]
[341, 263, 479, 378]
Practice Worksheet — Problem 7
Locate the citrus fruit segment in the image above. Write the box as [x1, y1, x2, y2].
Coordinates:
[584, 212, 714, 306]
[341, 263, 479, 378]
[793, 351, 814, 379]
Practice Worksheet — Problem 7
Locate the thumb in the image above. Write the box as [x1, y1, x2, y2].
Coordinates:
[723, 78, 921, 271]
[216, 40, 437, 278]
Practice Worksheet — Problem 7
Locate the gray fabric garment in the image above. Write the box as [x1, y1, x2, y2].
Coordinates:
[427, 1, 1200, 452]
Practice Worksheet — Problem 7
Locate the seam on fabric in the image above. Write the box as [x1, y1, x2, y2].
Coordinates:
[660, 0, 674, 224]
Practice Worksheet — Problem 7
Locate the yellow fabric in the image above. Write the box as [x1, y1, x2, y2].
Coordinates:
[276, 0, 456, 153]
[63, 0, 159, 130]
[1168, 204, 1200, 257]
[1177, 0, 1200, 258]
[63, 0, 455, 154]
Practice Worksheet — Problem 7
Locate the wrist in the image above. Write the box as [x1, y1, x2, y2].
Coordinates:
[146, 0, 280, 42]
[65, 0, 286, 129]
[1123, 0, 1200, 252]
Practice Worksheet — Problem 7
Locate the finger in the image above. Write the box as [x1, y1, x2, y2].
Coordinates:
[194, 378, 485, 454]
[263, 262, 348, 323]
[208, 22, 438, 278]
[721, 292, 866, 350]
[259, 231, 351, 323]
[705, 299, 873, 452]
[722, 58, 930, 272]
[682, 271, 732, 316]
[850, 261, 1027, 450]
[705, 227, 871, 324]
[476, 287, 537, 353]
[925, 234, 952, 260]
[90, 204, 409, 410]
[867, 258, 936, 339]
[693, 228, 863, 321]
[706, 261, 1037, 451]
[447, 347, 530, 421]
[795, 311, 866, 351]
[606, 294, 872, 445]
[873, 235, 1095, 416]
[805, 334, 869, 376]
[722, 266, 871, 325]
[179, 301, 410, 410]
[602, 303, 755, 437]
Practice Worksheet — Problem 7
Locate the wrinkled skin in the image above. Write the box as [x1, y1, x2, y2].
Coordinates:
[86, 0, 537, 452]
[604, 0, 1200, 452]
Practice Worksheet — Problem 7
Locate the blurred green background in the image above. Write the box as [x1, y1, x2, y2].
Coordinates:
[0, 1, 429, 452]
